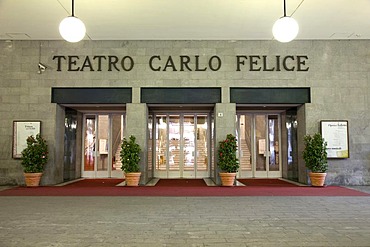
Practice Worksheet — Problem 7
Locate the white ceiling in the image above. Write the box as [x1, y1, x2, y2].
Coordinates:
[0, 0, 369, 41]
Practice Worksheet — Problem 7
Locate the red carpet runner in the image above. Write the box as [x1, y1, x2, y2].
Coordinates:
[0, 178, 368, 197]
[237, 179, 298, 187]
[64, 179, 124, 187]
[155, 179, 207, 187]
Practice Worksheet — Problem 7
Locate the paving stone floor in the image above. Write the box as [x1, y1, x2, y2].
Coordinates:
[1, 194, 370, 247]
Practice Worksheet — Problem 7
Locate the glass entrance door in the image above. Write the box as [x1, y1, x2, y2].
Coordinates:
[82, 114, 125, 178]
[236, 113, 281, 178]
[153, 113, 209, 178]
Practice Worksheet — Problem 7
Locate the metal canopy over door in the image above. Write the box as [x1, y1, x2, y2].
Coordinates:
[82, 114, 125, 178]
[236, 113, 282, 178]
[153, 113, 210, 178]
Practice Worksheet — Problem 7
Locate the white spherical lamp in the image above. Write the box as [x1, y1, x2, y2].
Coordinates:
[272, 16, 299, 43]
[59, 16, 86, 43]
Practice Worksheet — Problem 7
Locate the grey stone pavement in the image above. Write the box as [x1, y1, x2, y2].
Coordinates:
[0, 186, 370, 247]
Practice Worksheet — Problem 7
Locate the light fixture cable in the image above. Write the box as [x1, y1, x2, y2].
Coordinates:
[291, 0, 304, 16]
[283, 0, 287, 17]
[272, 0, 300, 43]
[283, 0, 305, 17]
[59, 0, 86, 42]
[72, 0, 75, 17]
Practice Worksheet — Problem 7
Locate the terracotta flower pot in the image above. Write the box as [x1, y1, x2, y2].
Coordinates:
[24, 173, 42, 187]
[309, 172, 327, 187]
[125, 172, 141, 186]
[219, 172, 236, 186]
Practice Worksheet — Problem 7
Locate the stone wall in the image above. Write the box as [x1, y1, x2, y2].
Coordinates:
[0, 40, 369, 185]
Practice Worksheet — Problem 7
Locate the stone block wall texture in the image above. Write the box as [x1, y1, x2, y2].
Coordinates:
[0, 40, 369, 185]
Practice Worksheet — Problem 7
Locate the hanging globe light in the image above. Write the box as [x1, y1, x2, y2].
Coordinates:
[59, 0, 86, 43]
[272, 0, 299, 43]
[272, 16, 299, 43]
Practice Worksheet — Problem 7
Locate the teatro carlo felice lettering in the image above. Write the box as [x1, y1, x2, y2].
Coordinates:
[52, 54, 309, 72]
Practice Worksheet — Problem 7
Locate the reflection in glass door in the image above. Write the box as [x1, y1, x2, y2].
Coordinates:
[82, 114, 125, 178]
[153, 113, 209, 178]
[168, 115, 181, 175]
[236, 115, 252, 177]
[84, 116, 96, 172]
[236, 113, 281, 178]
[182, 115, 195, 177]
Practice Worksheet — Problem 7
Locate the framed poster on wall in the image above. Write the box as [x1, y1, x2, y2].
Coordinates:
[12, 121, 41, 158]
[320, 120, 349, 158]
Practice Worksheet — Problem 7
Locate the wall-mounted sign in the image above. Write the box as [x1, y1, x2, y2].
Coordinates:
[320, 120, 349, 158]
[12, 121, 41, 158]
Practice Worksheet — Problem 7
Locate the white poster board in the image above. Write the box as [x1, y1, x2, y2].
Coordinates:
[13, 121, 41, 158]
[320, 120, 349, 158]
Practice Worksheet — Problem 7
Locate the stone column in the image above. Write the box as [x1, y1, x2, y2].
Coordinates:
[125, 103, 148, 185]
[214, 103, 236, 184]
[43, 104, 64, 185]
[297, 104, 308, 184]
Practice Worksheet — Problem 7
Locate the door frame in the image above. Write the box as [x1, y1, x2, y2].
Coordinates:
[151, 112, 211, 178]
[236, 112, 283, 178]
[81, 113, 125, 178]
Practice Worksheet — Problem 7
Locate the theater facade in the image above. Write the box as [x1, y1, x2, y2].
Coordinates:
[0, 40, 369, 186]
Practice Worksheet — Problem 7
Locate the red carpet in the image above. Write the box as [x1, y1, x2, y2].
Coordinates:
[64, 179, 124, 187]
[0, 185, 368, 197]
[238, 179, 298, 187]
[156, 179, 207, 187]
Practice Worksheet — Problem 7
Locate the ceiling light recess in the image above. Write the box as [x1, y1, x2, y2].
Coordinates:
[272, 0, 299, 43]
[59, 0, 86, 43]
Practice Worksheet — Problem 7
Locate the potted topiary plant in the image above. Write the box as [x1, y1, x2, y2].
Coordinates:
[120, 135, 141, 186]
[218, 134, 239, 186]
[303, 133, 328, 187]
[20, 134, 48, 187]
